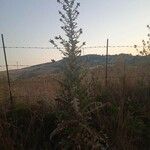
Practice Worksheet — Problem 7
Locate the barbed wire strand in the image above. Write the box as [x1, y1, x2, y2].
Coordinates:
[0, 45, 144, 49]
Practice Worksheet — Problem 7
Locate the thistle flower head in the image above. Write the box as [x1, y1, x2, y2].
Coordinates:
[83, 42, 86, 45]
[50, 39, 54, 44]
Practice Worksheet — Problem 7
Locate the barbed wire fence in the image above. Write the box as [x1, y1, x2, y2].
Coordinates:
[0, 42, 147, 83]
[0, 45, 144, 71]
[1, 35, 149, 106]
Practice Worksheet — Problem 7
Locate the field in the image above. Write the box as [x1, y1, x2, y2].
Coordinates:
[0, 61, 150, 149]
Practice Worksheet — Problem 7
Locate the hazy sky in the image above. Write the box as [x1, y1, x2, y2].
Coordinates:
[0, 0, 150, 69]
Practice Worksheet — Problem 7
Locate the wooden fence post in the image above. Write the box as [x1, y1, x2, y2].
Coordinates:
[1, 34, 13, 107]
[105, 39, 109, 87]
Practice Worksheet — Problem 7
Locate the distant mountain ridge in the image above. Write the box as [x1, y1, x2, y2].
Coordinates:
[1, 54, 150, 80]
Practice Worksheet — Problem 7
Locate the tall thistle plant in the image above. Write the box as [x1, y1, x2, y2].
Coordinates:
[50, 0, 85, 102]
[50, 1, 108, 149]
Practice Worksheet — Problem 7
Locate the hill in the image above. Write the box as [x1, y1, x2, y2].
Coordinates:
[0, 54, 150, 80]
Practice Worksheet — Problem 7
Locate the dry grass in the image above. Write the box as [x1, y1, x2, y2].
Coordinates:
[0, 63, 149, 149]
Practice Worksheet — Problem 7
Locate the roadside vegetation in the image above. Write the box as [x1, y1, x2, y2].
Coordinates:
[0, 0, 150, 149]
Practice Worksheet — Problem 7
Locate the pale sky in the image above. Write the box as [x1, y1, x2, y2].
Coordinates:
[0, 0, 150, 70]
